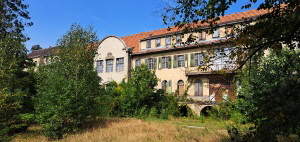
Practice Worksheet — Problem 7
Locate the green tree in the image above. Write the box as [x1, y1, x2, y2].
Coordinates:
[238, 49, 300, 141]
[35, 24, 102, 139]
[0, 1, 34, 141]
[31, 44, 42, 51]
[0, 0, 32, 41]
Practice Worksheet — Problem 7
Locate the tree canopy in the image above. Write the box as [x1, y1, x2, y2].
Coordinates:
[31, 45, 42, 51]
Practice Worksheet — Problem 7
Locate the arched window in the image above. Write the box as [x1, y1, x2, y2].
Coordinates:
[178, 80, 184, 96]
[162, 80, 168, 93]
[194, 79, 203, 96]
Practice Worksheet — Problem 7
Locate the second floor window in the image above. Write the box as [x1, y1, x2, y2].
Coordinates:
[146, 40, 151, 48]
[177, 55, 185, 67]
[135, 59, 141, 67]
[195, 53, 204, 66]
[116, 58, 124, 72]
[148, 58, 154, 70]
[156, 38, 161, 47]
[166, 36, 171, 46]
[161, 57, 169, 69]
[106, 59, 113, 72]
[96, 60, 103, 73]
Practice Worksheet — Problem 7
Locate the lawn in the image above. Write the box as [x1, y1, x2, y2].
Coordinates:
[12, 117, 231, 142]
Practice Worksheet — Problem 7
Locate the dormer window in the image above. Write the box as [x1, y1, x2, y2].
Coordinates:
[176, 35, 181, 44]
[213, 29, 219, 38]
[199, 31, 206, 40]
[146, 40, 151, 48]
[166, 36, 171, 46]
[156, 38, 161, 47]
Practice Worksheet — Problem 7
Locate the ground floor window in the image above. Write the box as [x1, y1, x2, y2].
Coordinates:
[162, 80, 168, 93]
[177, 80, 184, 96]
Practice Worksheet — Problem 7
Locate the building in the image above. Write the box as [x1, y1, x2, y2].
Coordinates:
[28, 9, 268, 115]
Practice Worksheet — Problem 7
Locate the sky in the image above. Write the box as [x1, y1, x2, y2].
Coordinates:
[24, 0, 263, 51]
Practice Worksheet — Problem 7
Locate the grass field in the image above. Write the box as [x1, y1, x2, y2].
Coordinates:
[12, 117, 231, 142]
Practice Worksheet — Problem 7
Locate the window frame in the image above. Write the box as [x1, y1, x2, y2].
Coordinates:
[195, 53, 204, 66]
[155, 38, 161, 47]
[213, 29, 219, 38]
[106, 59, 114, 72]
[96, 60, 103, 73]
[177, 55, 185, 67]
[148, 58, 154, 70]
[161, 57, 169, 69]
[116, 58, 124, 72]
[146, 40, 151, 48]
[165, 36, 171, 46]
[199, 31, 206, 40]
[176, 34, 181, 44]
[135, 59, 141, 67]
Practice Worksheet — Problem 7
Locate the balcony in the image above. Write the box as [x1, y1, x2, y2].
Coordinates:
[185, 63, 237, 76]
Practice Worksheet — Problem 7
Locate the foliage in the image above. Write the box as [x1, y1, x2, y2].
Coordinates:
[237, 49, 300, 141]
[31, 44, 42, 51]
[108, 64, 180, 119]
[0, 0, 32, 41]
[34, 24, 103, 140]
[162, 0, 300, 69]
[0, 89, 28, 142]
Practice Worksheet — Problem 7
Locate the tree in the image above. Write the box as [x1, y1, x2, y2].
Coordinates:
[238, 49, 300, 141]
[162, 0, 300, 69]
[31, 44, 42, 51]
[34, 24, 102, 140]
[0, 0, 32, 41]
[0, 0, 34, 141]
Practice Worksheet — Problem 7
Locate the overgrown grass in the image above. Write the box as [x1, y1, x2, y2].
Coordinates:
[12, 117, 232, 142]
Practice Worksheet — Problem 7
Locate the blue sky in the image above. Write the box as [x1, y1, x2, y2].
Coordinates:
[24, 0, 263, 51]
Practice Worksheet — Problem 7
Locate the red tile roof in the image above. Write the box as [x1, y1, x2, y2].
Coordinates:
[121, 9, 269, 54]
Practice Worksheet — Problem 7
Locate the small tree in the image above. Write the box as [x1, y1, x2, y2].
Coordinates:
[35, 24, 102, 139]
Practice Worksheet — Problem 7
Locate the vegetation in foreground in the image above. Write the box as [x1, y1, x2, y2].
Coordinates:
[12, 117, 231, 142]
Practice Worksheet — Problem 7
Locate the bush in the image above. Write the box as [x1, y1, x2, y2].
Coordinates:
[108, 64, 180, 119]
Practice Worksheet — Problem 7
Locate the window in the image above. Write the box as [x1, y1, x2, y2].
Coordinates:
[199, 31, 206, 40]
[178, 80, 184, 96]
[146, 40, 151, 48]
[195, 53, 203, 66]
[96, 60, 103, 73]
[162, 80, 168, 93]
[106, 59, 113, 72]
[194, 79, 203, 96]
[176, 35, 181, 44]
[148, 58, 154, 70]
[213, 29, 219, 38]
[166, 36, 171, 46]
[155, 38, 161, 47]
[161, 57, 169, 69]
[135, 59, 141, 67]
[177, 55, 185, 67]
[116, 58, 124, 72]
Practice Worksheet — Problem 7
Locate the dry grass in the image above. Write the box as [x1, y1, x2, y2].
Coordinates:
[12, 118, 230, 142]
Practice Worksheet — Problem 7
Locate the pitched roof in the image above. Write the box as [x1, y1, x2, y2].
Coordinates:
[27, 47, 59, 58]
[121, 9, 269, 54]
